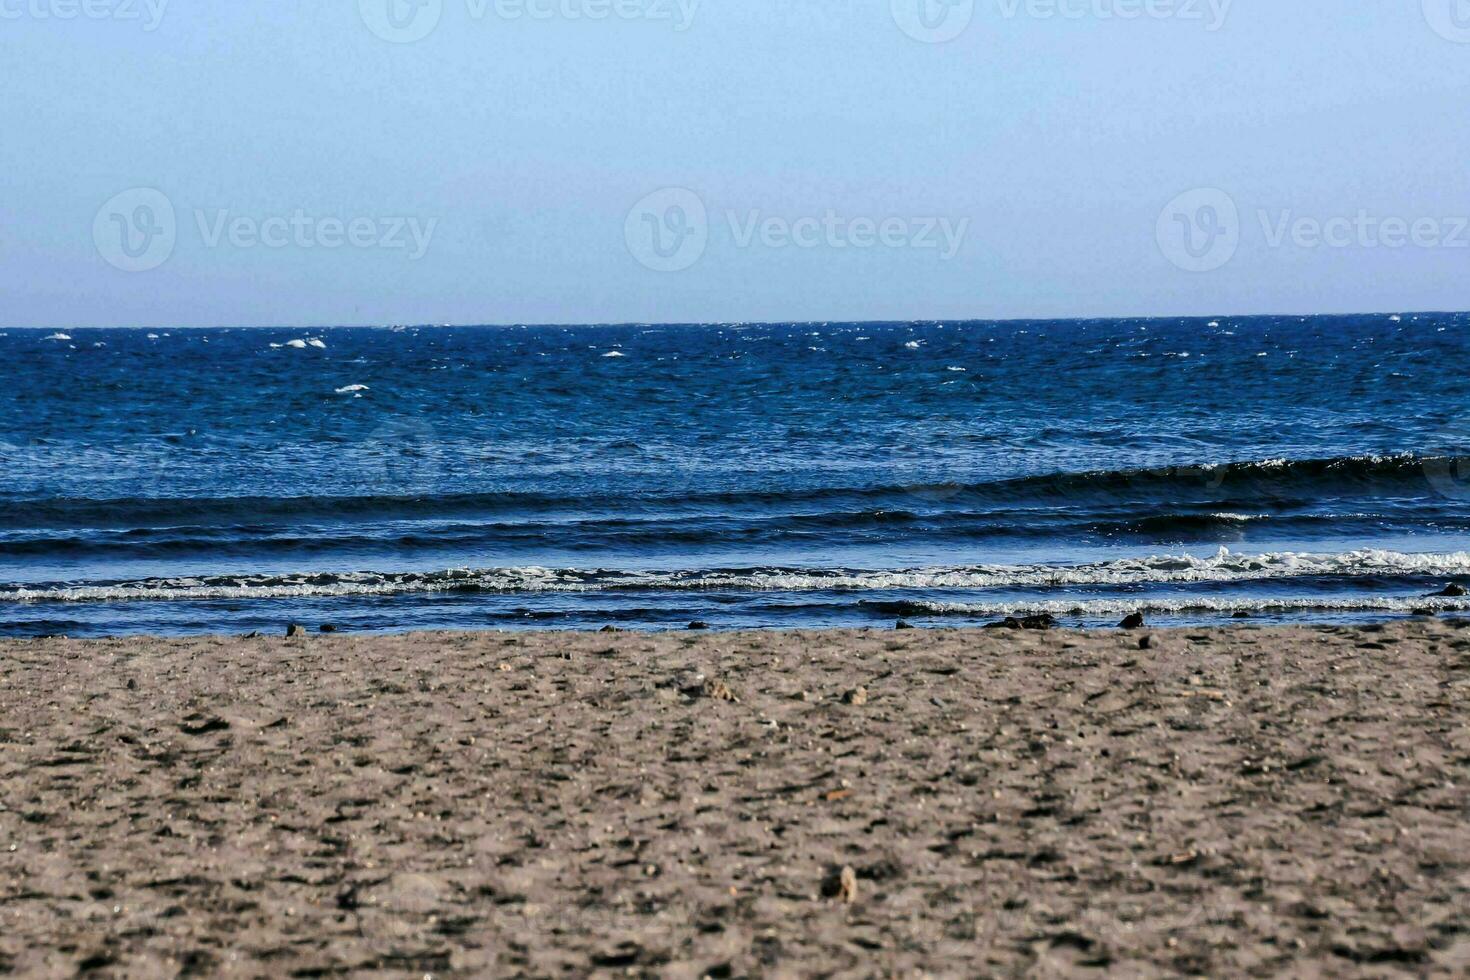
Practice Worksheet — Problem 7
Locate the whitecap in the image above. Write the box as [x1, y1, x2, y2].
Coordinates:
[334, 384, 370, 394]
[43, 333, 71, 341]
[602, 351, 626, 358]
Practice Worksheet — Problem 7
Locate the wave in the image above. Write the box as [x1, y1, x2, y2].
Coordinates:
[861, 594, 1470, 618]
[6, 548, 1470, 604]
[0, 453, 1460, 530]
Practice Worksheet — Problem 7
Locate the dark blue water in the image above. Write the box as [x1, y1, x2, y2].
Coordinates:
[5, 316, 1470, 636]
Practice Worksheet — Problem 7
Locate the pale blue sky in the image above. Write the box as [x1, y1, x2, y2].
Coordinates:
[2, 1, 1469, 327]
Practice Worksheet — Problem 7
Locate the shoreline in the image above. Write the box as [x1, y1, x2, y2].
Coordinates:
[3, 622, 1468, 974]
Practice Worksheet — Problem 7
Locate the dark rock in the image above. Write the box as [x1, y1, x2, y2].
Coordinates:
[1118, 613, 1146, 630]
[599, 625, 623, 633]
[1138, 635, 1154, 650]
[319, 624, 337, 633]
[687, 621, 710, 631]
[1411, 607, 1438, 617]
[895, 620, 916, 630]
[179, 713, 230, 736]
[843, 686, 869, 706]
[240, 631, 261, 639]
[1231, 611, 1252, 619]
[286, 624, 308, 638]
[983, 614, 1057, 631]
[1431, 584, 1467, 597]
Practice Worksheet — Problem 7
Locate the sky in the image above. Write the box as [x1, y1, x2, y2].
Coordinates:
[2, 0, 1469, 327]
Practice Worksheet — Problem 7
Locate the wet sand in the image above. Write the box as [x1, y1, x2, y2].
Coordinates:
[2, 621, 1468, 977]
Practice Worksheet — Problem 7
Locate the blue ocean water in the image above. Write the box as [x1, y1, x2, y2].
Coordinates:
[4, 316, 1470, 636]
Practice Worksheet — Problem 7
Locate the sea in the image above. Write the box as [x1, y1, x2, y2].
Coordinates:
[4, 315, 1470, 637]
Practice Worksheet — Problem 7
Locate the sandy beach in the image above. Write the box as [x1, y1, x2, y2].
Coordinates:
[2, 621, 1467, 977]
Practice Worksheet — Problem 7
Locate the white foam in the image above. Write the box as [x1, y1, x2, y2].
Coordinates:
[307, 338, 326, 349]
[334, 384, 370, 394]
[285, 339, 308, 349]
[602, 351, 626, 358]
[11, 549, 1470, 604]
[904, 340, 923, 349]
[44, 333, 71, 341]
[890, 594, 1470, 618]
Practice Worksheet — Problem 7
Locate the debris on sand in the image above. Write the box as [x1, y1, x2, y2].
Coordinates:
[984, 614, 1057, 631]
[822, 866, 859, 903]
[698, 678, 737, 702]
[843, 686, 868, 706]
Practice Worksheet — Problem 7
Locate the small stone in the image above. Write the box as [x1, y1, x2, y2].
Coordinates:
[1119, 613, 1145, 630]
[1138, 635, 1154, 650]
[838, 866, 859, 903]
[687, 621, 710, 631]
[895, 620, 916, 630]
[701, 679, 737, 702]
[318, 624, 337, 633]
[286, 624, 308, 638]
[843, 686, 869, 706]
[599, 625, 623, 633]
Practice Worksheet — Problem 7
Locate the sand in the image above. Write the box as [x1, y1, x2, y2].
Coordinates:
[1, 621, 1468, 977]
